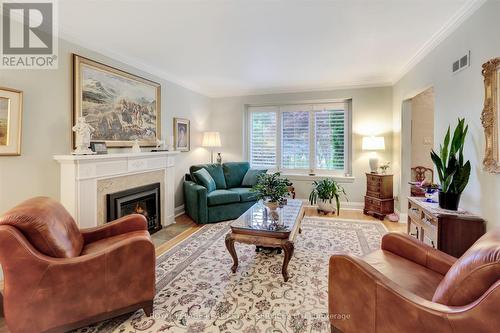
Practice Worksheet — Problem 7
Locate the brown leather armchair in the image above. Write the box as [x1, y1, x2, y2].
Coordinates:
[329, 229, 500, 333]
[0, 197, 156, 333]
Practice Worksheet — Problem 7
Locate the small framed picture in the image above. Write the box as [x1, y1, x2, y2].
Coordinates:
[173, 118, 190, 152]
[90, 141, 108, 154]
[0, 87, 23, 156]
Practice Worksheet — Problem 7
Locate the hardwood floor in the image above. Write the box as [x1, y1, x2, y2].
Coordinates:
[0, 207, 404, 332]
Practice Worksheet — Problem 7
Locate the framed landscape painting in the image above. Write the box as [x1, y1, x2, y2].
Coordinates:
[73, 54, 161, 147]
[0, 87, 23, 156]
[174, 118, 190, 151]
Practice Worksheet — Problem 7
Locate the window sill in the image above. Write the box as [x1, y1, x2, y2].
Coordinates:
[280, 173, 355, 183]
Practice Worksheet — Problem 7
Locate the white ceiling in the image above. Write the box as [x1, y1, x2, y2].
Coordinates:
[59, 0, 483, 97]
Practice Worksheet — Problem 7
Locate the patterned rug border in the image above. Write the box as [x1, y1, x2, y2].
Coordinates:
[90, 217, 387, 332]
[305, 216, 391, 231]
[154, 217, 388, 290]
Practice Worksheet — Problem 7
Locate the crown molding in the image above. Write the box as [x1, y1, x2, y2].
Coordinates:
[207, 80, 393, 98]
[61, 29, 393, 98]
[59, 0, 486, 98]
[59, 30, 211, 98]
[391, 0, 487, 85]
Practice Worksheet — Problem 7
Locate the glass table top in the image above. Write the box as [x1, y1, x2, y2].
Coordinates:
[230, 199, 303, 233]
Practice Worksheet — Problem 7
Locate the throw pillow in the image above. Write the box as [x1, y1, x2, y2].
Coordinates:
[241, 168, 268, 187]
[192, 168, 216, 192]
[203, 164, 227, 189]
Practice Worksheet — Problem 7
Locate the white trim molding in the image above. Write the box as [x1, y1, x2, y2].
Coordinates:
[392, 0, 487, 84]
[54, 152, 179, 228]
[175, 205, 185, 218]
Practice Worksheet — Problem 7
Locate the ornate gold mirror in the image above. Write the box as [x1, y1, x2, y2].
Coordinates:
[481, 58, 500, 173]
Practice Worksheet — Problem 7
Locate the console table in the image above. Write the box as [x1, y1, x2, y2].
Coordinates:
[407, 197, 486, 257]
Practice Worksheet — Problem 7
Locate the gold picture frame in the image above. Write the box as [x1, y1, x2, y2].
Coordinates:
[173, 117, 190, 152]
[0, 87, 23, 156]
[481, 57, 500, 173]
[73, 54, 161, 148]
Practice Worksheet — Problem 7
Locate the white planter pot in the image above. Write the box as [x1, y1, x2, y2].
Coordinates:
[317, 199, 336, 214]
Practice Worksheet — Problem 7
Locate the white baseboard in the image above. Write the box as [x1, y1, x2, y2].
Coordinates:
[296, 198, 364, 210]
[174, 204, 185, 218]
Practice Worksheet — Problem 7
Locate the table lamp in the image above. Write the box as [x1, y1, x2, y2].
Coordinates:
[202, 131, 221, 163]
[362, 136, 385, 173]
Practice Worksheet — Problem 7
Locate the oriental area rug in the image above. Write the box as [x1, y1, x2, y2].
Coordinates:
[77, 217, 387, 333]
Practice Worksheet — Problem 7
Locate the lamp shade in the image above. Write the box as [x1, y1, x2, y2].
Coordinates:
[202, 131, 221, 148]
[362, 136, 385, 151]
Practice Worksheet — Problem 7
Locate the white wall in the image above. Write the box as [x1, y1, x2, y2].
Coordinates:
[210, 87, 393, 204]
[0, 38, 212, 215]
[393, 0, 500, 229]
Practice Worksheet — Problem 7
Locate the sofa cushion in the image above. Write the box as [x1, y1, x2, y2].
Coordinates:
[432, 228, 500, 306]
[363, 249, 444, 301]
[207, 190, 240, 206]
[0, 197, 84, 258]
[190, 164, 227, 189]
[223, 162, 250, 188]
[192, 168, 216, 192]
[241, 168, 267, 187]
[229, 187, 258, 202]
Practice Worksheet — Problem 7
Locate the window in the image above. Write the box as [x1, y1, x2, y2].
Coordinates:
[247, 101, 351, 175]
[249, 108, 277, 168]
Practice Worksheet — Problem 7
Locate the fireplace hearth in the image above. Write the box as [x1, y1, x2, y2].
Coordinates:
[107, 183, 162, 234]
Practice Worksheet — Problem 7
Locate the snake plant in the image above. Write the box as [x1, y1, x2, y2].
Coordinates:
[430, 118, 471, 194]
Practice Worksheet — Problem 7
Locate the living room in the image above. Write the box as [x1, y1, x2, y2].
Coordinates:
[0, 0, 499, 332]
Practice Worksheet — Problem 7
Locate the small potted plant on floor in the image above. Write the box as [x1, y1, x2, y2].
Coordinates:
[252, 172, 290, 210]
[309, 178, 347, 215]
[430, 118, 471, 210]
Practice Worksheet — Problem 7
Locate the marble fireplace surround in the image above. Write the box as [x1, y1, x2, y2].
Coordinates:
[96, 170, 165, 226]
[54, 152, 179, 228]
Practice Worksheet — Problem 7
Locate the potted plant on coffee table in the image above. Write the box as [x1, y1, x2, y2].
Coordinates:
[252, 172, 290, 210]
[309, 178, 347, 215]
[430, 118, 471, 210]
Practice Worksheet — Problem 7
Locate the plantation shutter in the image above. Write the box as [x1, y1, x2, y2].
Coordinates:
[249, 107, 277, 168]
[281, 106, 310, 169]
[314, 103, 346, 170]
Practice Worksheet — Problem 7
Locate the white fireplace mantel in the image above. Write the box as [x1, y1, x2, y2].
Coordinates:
[54, 151, 179, 228]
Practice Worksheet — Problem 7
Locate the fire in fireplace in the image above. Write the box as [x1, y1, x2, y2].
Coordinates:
[106, 183, 162, 234]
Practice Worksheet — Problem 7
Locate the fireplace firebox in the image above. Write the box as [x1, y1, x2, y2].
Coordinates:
[107, 183, 162, 234]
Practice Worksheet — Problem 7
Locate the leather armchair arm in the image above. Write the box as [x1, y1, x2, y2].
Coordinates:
[80, 214, 147, 244]
[0, 225, 155, 333]
[381, 232, 456, 275]
[183, 180, 208, 224]
[329, 254, 500, 333]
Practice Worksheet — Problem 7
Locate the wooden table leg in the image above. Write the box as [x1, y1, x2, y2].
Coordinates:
[225, 233, 238, 273]
[282, 241, 294, 282]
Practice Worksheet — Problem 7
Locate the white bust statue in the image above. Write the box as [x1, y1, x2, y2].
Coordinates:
[132, 139, 142, 153]
[72, 117, 95, 155]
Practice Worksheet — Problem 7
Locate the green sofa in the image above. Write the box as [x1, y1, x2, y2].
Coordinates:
[184, 162, 263, 224]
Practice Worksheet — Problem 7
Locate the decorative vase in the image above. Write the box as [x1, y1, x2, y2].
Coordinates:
[317, 199, 336, 214]
[438, 191, 461, 211]
[264, 201, 279, 211]
[216, 152, 222, 164]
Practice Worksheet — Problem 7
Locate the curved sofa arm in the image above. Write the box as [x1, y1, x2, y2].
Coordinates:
[381, 232, 457, 275]
[183, 180, 208, 224]
[329, 254, 500, 333]
[80, 213, 147, 244]
[0, 225, 155, 333]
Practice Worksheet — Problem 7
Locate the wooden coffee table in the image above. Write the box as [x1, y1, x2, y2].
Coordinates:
[225, 199, 304, 282]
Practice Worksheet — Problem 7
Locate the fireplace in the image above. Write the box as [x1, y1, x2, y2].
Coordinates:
[107, 183, 162, 234]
